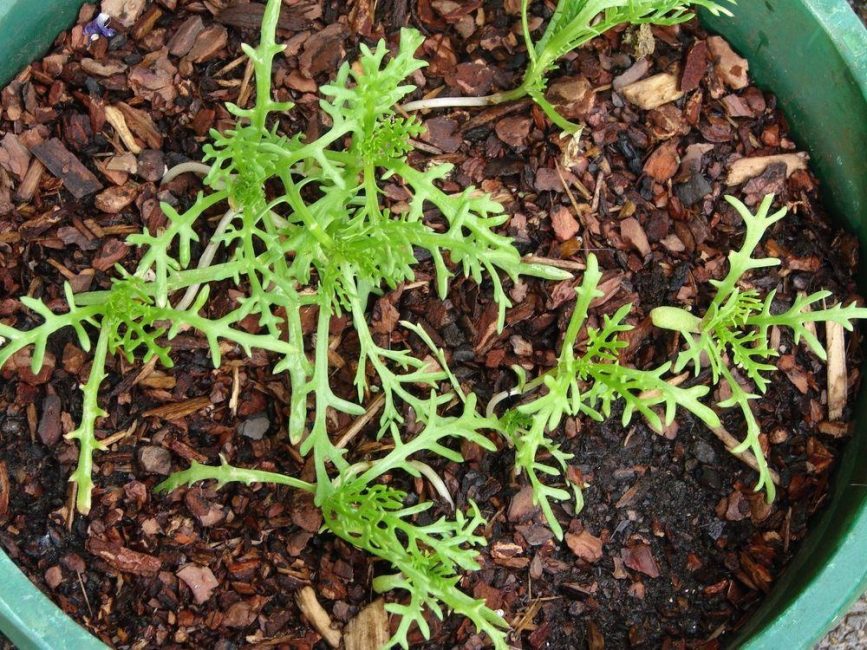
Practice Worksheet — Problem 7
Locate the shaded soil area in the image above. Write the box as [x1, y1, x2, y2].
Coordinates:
[0, 1, 864, 649]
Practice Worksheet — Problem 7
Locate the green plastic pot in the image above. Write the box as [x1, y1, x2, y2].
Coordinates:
[0, 0, 865, 648]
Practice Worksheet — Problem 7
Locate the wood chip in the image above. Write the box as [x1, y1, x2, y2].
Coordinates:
[177, 565, 219, 604]
[37, 394, 63, 447]
[85, 537, 161, 576]
[30, 138, 103, 199]
[104, 106, 142, 154]
[217, 1, 320, 31]
[620, 73, 684, 110]
[95, 184, 139, 214]
[0, 460, 8, 519]
[343, 599, 389, 650]
[622, 544, 660, 578]
[613, 58, 650, 91]
[296, 586, 342, 648]
[708, 36, 749, 90]
[167, 15, 205, 57]
[14, 159, 45, 202]
[826, 320, 847, 421]
[726, 153, 809, 186]
[620, 217, 651, 257]
[142, 396, 211, 420]
[101, 0, 146, 27]
[18, 207, 64, 240]
[680, 40, 708, 92]
[80, 58, 128, 77]
[565, 529, 604, 563]
[185, 25, 228, 64]
[551, 206, 580, 241]
[115, 102, 163, 150]
[0, 133, 32, 180]
[643, 139, 680, 182]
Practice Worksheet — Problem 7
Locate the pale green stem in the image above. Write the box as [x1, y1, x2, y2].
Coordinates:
[66, 326, 110, 515]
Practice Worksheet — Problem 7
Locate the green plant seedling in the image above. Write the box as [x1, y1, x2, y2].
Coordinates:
[651, 194, 867, 501]
[500, 253, 720, 539]
[0, 0, 579, 644]
[404, 0, 734, 132]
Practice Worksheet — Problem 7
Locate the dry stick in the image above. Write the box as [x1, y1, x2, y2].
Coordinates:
[522, 255, 586, 272]
[710, 425, 780, 486]
[335, 393, 386, 449]
[99, 419, 139, 449]
[296, 586, 342, 648]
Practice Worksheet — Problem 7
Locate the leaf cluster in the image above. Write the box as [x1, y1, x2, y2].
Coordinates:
[651, 194, 867, 500]
[502, 254, 720, 538]
[0, 1, 569, 645]
[516, 0, 734, 130]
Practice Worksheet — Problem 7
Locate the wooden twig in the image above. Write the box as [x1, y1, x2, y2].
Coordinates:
[336, 394, 386, 450]
[826, 320, 847, 420]
[710, 425, 781, 486]
[296, 586, 341, 648]
[343, 599, 389, 650]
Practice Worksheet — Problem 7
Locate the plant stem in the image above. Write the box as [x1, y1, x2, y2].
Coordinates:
[173, 209, 237, 311]
[66, 325, 110, 515]
[402, 86, 528, 113]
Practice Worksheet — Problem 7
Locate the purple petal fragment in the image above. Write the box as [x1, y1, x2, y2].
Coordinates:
[84, 13, 117, 42]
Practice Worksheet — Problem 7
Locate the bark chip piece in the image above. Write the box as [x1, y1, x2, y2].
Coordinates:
[95, 184, 139, 214]
[86, 537, 161, 576]
[566, 529, 604, 563]
[101, 0, 146, 27]
[343, 599, 389, 650]
[680, 40, 708, 92]
[551, 206, 580, 241]
[217, 2, 320, 32]
[92, 239, 130, 272]
[296, 586, 342, 648]
[508, 486, 540, 523]
[30, 139, 103, 199]
[37, 394, 63, 447]
[643, 139, 680, 183]
[621, 73, 684, 110]
[0, 133, 31, 180]
[726, 153, 809, 186]
[177, 565, 219, 604]
[620, 217, 652, 257]
[826, 321, 847, 421]
[185, 25, 228, 64]
[708, 36, 749, 90]
[0, 461, 8, 519]
[167, 15, 205, 57]
[622, 543, 660, 578]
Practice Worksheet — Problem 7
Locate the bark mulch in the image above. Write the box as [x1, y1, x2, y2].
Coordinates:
[0, 1, 864, 649]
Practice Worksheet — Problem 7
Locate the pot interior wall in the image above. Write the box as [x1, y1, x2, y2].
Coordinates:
[0, 1, 865, 649]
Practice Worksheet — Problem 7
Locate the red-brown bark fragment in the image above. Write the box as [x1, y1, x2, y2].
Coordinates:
[680, 40, 708, 92]
[30, 138, 103, 199]
[86, 538, 162, 576]
[622, 544, 660, 578]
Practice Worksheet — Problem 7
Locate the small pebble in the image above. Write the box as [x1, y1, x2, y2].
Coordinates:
[137, 446, 172, 475]
[238, 415, 269, 440]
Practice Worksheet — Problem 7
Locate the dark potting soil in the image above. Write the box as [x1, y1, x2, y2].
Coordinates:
[0, 1, 863, 649]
